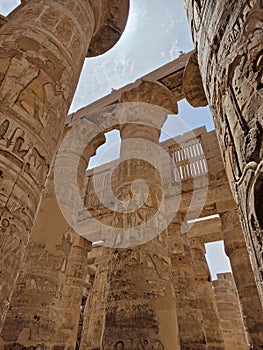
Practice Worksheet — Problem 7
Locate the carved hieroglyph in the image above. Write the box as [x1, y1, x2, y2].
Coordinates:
[80, 125, 254, 350]
[96, 82, 180, 349]
[0, 133, 106, 349]
[0, 0, 129, 334]
[183, 0, 263, 305]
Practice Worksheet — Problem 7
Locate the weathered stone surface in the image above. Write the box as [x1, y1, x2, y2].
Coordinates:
[213, 273, 248, 350]
[189, 238, 225, 350]
[0, 0, 129, 338]
[54, 235, 91, 349]
[79, 244, 108, 350]
[168, 220, 207, 350]
[183, 0, 263, 309]
[0, 0, 262, 345]
[79, 125, 251, 349]
[220, 210, 263, 347]
[100, 83, 180, 349]
[0, 133, 106, 349]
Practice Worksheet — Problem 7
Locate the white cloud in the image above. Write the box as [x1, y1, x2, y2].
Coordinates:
[70, 0, 194, 112]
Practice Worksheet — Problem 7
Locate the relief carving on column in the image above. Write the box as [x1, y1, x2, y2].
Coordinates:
[0, 118, 49, 188]
[0, 0, 130, 339]
[183, 0, 263, 300]
[1, 231, 73, 344]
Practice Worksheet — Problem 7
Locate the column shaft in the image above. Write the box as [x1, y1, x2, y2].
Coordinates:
[54, 235, 91, 349]
[213, 273, 248, 350]
[168, 221, 207, 350]
[1, 130, 105, 349]
[0, 0, 95, 330]
[221, 210, 263, 347]
[80, 247, 108, 350]
[101, 119, 180, 349]
[189, 238, 225, 350]
[182, 0, 263, 300]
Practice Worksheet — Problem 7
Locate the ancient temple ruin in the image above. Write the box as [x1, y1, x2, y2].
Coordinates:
[0, 1, 262, 349]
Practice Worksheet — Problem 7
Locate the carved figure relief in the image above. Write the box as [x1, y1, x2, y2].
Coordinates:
[114, 340, 125, 349]
[0, 118, 49, 187]
[137, 338, 164, 350]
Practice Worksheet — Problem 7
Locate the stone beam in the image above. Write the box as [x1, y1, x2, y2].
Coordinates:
[0, 15, 7, 28]
[66, 49, 207, 126]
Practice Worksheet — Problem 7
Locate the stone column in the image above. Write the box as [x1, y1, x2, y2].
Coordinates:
[80, 246, 109, 350]
[0, 0, 129, 331]
[189, 237, 225, 350]
[54, 235, 91, 349]
[168, 220, 207, 350]
[220, 210, 263, 348]
[0, 132, 105, 349]
[100, 82, 180, 349]
[183, 0, 263, 299]
[213, 273, 248, 350]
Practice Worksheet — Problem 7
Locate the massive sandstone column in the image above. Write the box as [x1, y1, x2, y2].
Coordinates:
[168, 220, 207, 350]
[54, 234, 91, 349]
[0, 131, 106, 349]
[100, 82, 180, 349]
[220, 209, 263, 348]
[183, 0, 263, 299]
[189, 237, 225, 350]
[213, 273, 248, 350]
[0, 0, 129, 331]
[80, 246, 109, 350]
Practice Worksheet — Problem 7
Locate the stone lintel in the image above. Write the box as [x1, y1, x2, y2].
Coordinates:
[66, 50, 203, 126]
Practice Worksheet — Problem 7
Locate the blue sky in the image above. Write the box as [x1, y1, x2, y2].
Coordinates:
[0, 0, 231, 280]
